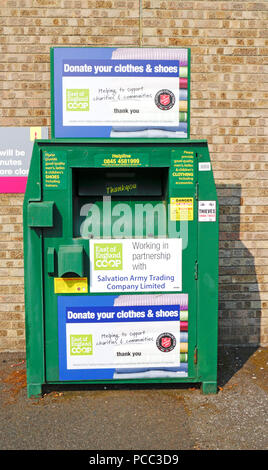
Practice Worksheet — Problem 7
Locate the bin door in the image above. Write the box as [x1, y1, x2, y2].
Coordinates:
[40, 144, 198, 383]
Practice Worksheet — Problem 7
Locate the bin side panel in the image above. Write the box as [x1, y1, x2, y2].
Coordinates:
[197, 145, 219, 392]
[23, 142, 45, 397]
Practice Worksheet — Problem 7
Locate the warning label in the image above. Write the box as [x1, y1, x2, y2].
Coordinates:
[170, 197, 194, 221]
[198, 200, 216, 222]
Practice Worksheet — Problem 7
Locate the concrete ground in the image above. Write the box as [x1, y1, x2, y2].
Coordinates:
[0, 346, 267, 450]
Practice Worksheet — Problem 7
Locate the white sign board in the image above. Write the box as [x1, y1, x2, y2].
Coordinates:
[89, 238, 182, 293]
[62, 76, 180, 127]
[66, 317, 180, 371]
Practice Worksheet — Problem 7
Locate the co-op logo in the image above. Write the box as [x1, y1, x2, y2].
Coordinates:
[70, 335, 93, 356]
[94, 243, 123, 270]
[66, 89, 89, 111]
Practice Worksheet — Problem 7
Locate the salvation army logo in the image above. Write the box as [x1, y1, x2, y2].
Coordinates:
[155, 90, 175, 110]
[156, 333, 176, 352]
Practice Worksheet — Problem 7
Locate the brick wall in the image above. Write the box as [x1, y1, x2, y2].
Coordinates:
[0, 0, 267, 351]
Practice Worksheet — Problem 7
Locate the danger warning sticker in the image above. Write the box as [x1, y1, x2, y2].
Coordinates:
[170, 197, 194, 221]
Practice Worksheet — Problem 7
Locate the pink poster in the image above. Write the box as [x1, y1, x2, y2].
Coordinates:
[0, 126, 48, 193]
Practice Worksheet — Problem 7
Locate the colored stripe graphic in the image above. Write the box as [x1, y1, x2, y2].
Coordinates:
[111, 124, 187, 133]
[180, 353, 188, 362]
[179, 89, 188, 100]
[180, 332, 188, 342]
[113, 364, 188, 378]
[180, 77, 187, 88]
[114, 294, 188, 309]
[111, 48, 188, 65]
[180, 101, 188, 112]
[180, 343, 188, 353]
[180, 66, 188, 78]
[180, 310, 188, 321]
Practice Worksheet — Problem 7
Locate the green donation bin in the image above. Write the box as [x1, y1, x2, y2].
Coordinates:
[23, 138, 218, 397]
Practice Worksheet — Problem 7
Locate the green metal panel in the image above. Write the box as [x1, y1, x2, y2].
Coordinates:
[23, 139, 218, 397]
[27, 201, 54, 227]
[197, 146, 219, 394]
[50, 47, 55, 139]
[58, 245, 84, 277]
[23, 141, 45, 397]
[47, 247, 55, 275]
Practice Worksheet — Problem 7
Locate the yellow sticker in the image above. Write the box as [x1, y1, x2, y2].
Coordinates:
[30, 127, 42, 141]
[54, 277, 88, 294]
[170, 197, 194, 221]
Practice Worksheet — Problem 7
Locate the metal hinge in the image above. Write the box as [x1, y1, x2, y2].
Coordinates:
[195, 182, 199, 200]
[194, 261, 198, 280]
[194, 347, 198, 365]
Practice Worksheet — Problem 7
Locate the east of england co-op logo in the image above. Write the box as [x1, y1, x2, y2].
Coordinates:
[66, 89, 89, 111]
[155, 89, 175, 110]
[94, 243, 123, 270]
